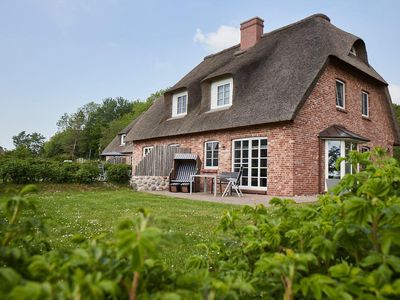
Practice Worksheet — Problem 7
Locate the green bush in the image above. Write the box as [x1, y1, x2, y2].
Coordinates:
[0, 158, 98, 184]
[0, 158, 31, 183]
[106, 163, 131, 184]
[2, 148, 400, 299]
[75, 163, 99, 183]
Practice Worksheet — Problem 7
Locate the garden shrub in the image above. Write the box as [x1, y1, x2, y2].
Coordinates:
[106, 163, 131, 184]
[75, 163, 99, 183]
[2, 148, 400, 299]
[0, 158, 98, 184]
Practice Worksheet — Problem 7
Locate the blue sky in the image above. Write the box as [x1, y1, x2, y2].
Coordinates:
[1, 0, 400, 149]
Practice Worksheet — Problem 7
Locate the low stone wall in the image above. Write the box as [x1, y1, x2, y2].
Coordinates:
[130, 176, 169, 192]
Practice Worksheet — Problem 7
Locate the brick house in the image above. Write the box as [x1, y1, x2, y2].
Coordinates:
[105, 14, 400, 196]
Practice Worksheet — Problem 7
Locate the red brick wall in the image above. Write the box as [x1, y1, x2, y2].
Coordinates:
[132, 124, 295, 196]
[293, 61, 397, 194]
[130, 61, 397, 196]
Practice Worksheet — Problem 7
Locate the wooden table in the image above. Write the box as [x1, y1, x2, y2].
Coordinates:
[190, 174, 217, 196]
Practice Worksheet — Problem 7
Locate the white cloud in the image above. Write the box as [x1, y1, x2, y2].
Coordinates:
[194, 25, 240, 54]
[389, 84, 400, 104]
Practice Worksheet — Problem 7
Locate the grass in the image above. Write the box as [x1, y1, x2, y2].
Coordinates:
[7, 184, 237, 270]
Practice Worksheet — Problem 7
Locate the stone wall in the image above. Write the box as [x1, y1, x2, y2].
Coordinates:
[130, 176, 169, 192]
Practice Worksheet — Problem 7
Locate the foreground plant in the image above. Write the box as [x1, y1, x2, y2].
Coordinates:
[1, 148, 400, 299]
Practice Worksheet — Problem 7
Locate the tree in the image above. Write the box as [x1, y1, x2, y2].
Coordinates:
[100, 90, 166, 150]
[12, 131, 45, 155]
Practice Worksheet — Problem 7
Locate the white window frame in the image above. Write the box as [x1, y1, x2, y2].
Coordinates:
[142, 146, 154, 158]
[335, 80, 346, 109]
[204, 141, 219, 169]
[168, 143, 180, 147]
[120, 134, 126, 146]
[361, 91, 369, 117]
[172, 91, 188, 117]
[325, 140, 358, 190]
[211, 78, 233, 110]
[350, 46, 357, 56]
[232, 137, 268, 191]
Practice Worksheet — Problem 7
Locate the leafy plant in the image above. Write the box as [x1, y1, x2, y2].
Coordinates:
[2, 148, 400, 299]
[106, 164, 131, 184]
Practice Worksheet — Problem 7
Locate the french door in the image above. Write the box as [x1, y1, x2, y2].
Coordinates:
[232, 138, 268, 189]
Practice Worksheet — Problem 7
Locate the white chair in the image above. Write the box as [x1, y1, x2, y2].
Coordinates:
[222, 166, 243, 197]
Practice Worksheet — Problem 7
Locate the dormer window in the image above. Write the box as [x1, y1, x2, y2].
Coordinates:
[350, 46, 357, 56]
[211, 78, 233, 109]
[120, 134, 126, 146]
[172, 91, 188, 117]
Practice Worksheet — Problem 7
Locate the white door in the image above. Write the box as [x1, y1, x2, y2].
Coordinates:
[232, 138, 268, 190]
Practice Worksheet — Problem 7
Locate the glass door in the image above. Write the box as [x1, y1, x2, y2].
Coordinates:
[233, 138, 268, 189]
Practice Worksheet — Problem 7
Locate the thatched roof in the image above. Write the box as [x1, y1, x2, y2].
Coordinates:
[100, 119, 137, 155]
[123, 13, 399, 144]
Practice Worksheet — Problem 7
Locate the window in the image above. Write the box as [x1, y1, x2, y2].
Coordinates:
[120, 134, 126, 146]
[361, 146, 370, 153]
[232, 138, 267, 189]
[211, 78, 233, 109]
[142, 146, 153, 158]
[336, 80, 345, 109]
[172, 91, 188, 117]
[325, 140, 357, 182]
[168, 143, 180, 147]
[350, 46, 357, 56]
[204, 141, 219, 168]
[362, 91, 369, 117]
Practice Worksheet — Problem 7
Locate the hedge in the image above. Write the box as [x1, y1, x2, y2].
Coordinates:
[106, 163, 131, 184]
[0, 158, 100, 184]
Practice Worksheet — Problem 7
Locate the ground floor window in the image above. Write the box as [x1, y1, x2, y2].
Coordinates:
[205, 141, 219, 168]
[233, 138, 267, 189]
[325, 140, 357, 180]
[143, 146, 153, 158]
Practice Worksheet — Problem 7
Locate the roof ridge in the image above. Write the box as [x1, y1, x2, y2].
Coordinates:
[203, 44, 239, 60]
[261, 13, 330, 39]
[203, 13, 330, 60]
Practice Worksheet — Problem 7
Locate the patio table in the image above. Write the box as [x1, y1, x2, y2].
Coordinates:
[190, 174, 218, 197]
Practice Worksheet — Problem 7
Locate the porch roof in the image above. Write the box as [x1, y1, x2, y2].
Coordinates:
[319, 125, 370, 142]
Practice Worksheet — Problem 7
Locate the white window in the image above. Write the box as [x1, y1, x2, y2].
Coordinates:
[168, 143, 180, 147]
[120, 134, 126, 146]
[336, 80, 345, 109]
[204, 141, 219, 168]
[211, 78, 233, 109]
[362, 91, 369, 117]
[142, 146, 153, 158]
[172, 91, 188, 117]
[232, 138, 267, 189]
[350, 46, 357, 56]
[325, 140, 357, 182]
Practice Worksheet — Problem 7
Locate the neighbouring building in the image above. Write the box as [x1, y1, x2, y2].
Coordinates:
[104, 14, 400, 196]
[100, 120, 137, 164]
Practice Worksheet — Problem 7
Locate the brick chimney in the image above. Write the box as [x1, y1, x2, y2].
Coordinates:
[240, 17, 264, 51]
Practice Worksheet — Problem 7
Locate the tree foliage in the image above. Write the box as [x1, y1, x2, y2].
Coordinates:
[12, 131, 45, 156]
[43, 90, 165, 160]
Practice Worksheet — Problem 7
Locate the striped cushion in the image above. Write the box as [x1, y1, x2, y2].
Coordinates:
[171, 161, 196, 183]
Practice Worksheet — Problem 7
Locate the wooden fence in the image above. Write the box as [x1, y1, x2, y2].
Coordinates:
[134, 145, 191, 176]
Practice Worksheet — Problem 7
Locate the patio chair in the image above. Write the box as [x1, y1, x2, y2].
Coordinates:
[218, 171, 238, 194]
[169, 153, 200, 192]
[222, 166, 243, 197]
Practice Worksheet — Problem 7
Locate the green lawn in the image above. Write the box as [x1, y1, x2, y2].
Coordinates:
[19, 184, 236, 270]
